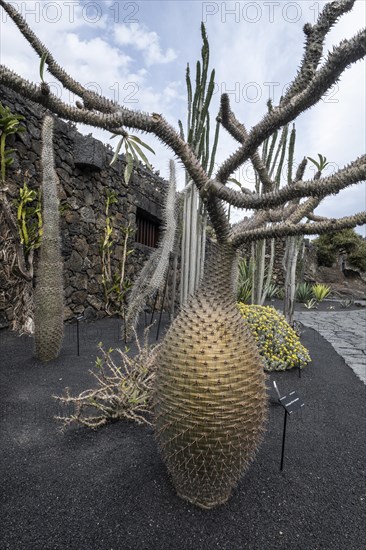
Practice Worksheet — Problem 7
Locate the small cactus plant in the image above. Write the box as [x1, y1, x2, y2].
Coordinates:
[34, 116, 64, 361]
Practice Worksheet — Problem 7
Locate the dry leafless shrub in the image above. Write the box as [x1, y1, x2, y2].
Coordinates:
[54, 327, 160, 429]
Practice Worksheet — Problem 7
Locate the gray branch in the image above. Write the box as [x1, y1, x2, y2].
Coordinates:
[215, 28, 365, 183]
[209, 156, 366, 210]
[219, 95, 274, 192]
[231, 211, 366, 247]
[283, 0, 356, 103]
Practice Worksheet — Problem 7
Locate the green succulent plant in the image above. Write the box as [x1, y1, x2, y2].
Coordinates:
[0, 101, 25, 183]
[304, 298, 318, 309]
[15, 179, 42, 253]
[237, 257, 254, 303]
[312, 283, 331, 302]
[296, 282, 313, 303]
[238, 304, 311, 371]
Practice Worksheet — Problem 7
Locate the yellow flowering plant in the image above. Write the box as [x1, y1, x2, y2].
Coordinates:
[238, 304, 311, 372]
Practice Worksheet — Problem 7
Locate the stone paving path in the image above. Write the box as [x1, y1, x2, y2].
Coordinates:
[294, 309, 366, 385]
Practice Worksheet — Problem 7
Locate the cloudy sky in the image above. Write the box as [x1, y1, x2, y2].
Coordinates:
[0, 0, 365, 233]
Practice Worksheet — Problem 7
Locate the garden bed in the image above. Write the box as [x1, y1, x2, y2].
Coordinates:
[264, 298, 365, 313]
[0, 317, 365, 550]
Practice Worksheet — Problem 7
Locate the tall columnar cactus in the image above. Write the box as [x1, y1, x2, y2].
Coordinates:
[1, 0, 365, 508]
[125, 160, 178, 334]
[154, 242, 266, 508]
[179, 23, 220, 305]
[34, 115, 64, 361]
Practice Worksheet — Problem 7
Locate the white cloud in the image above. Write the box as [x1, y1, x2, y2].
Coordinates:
[58, 33, 132, 95]
[114, 23, 177, 66]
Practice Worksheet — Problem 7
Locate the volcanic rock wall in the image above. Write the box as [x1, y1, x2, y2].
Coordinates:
[0, 85, 169, 327]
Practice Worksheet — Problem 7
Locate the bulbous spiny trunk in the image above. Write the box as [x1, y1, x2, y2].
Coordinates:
[154, 241, 267, 509]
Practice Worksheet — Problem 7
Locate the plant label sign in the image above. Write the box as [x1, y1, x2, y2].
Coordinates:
[279, 391, 304, 414]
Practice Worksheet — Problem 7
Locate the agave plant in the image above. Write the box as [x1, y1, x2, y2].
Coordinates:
[303, 298, 318, 310]
[312, 283, 331, 302]
[296, 282, 313, 303]
[237, 257, 254, 303]
[265, 282, 279, 300]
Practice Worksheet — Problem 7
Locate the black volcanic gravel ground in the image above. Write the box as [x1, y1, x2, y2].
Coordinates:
[0, 316, 365, 550]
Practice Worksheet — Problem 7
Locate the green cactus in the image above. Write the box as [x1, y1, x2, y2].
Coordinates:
[34, 116, 64, 361]
[180, 23, 220, 305]
[154, 242, 267, 509]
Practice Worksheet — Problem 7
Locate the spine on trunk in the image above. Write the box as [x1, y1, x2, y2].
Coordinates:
[34, 115, 64, 361]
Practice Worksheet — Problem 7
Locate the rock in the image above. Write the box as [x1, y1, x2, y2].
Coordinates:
[58, 185, 67, 200]
[67, 250, 83, 272]
[84, 306, 98, 321]
[68, 196, 80, 210]
[31, 139, 41, 155]
[64, 210, 79, 224]
[27, 152, 38, 164]
[71, 274, 88, 290]
[56, 167, 70, 183]
[64, 285, 75, 298]
[63, 183, 74, 197]
[84, 191, 94, 206]
[5, 307, 14, 321]
[64, 152, 74, 166]
[72, 290, 88, 304]
[88, 279, 100, 294]
[83, 257, 92, 270]
[87, 294, 103, 311]
[88, 244, 100, 256]
[73, 236, 89, 258]
[60, 162, 73, 175]
[74, 135, 106, 171]
[18, 131, 31, 148]
[20, 160, 36, 177]
[80, 206, 95, 223]
[28, 122, 40, 139]
[114, 245, 123, 260]
[93, 261, 103, 275]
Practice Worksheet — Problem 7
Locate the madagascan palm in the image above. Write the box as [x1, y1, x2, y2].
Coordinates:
[154, 242, 266, 508]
